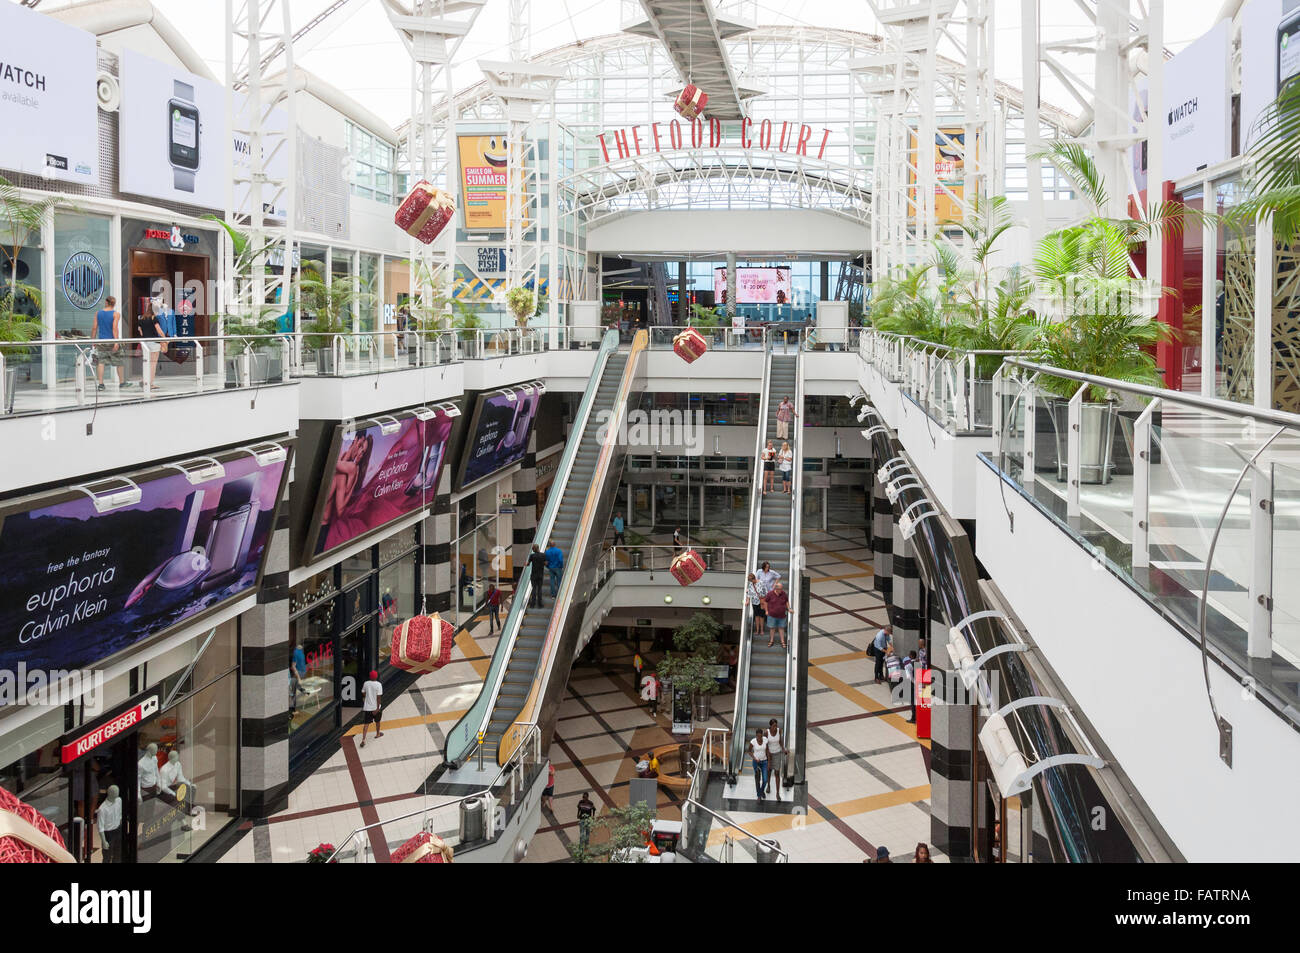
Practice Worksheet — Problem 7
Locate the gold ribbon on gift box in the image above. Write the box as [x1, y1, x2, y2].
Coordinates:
[392, 613, 448, 673]
[399, 833, 454, 863]
[410, 185, 455, 234]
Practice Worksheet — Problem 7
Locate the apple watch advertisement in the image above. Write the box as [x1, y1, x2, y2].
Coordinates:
[118, 49, 225, 209]
[308, 409, 456, 560]
[0, 451, 290, 675]
[456, 388, 540, 490]
[0, 2, 99, 185]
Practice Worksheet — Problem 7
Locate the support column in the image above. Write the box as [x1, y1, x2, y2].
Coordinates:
[870, 476, 893, 604]
[929, 692, 975, 860]
[239, 490, 290, 817]
[678, 260, 689, 325]
[725, 251, 737, 323]
[890, 521, 922, 654]
[422, 467, 453, 616]
[512, 431, 539, 584]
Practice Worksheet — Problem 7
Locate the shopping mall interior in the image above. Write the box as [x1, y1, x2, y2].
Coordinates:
[0, 0, 1295, 876]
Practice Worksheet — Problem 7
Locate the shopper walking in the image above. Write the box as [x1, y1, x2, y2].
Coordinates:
[779, 441, 794, 493]
[913, 842, 933, 863]
[359, 670, 384, 747]
[93, 296, 131, 390]
[870, 624, 892, 684]
[902, 650, 919, 722]
[545, 539, 564, 597]
[542, 761, 555, 812]
[776, 395, 798, 439]
[577, 792, 597, 849]
[673, 526, 684, 551]
[527, 544, 547, 608]
[485, 582, 502, 635]
[612, 511, 626, 547]
[765, 718, 786, 798]
[745, 572, 767, 642]
[749, 727, 770, 801]
[760, 439, 776, 494]
[137, 299, 165, 391]
[763, 580, 790, 649]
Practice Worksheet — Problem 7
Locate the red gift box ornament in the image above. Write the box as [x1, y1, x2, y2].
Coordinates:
[0, 787, 75, 864]
[674, 84, 708, 121]
[390, 613, 455, 673]
[673, 327, 707, 363]
[391, 830, 454, 864]
[670, 549, 706, 586]
[394, 180, 456, 245]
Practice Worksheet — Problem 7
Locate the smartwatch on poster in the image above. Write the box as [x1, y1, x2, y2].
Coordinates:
[168, 80, 200, 193]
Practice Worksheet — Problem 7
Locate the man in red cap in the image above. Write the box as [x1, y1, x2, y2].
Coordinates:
[360, 669, 384, 747]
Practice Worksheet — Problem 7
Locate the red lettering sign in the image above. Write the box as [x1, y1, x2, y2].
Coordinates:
[593, 120, 838, 163]
[61, 696, 159, 763]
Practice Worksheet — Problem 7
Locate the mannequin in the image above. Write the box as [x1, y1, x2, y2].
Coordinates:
[97, 784, 122, 863]
[138, 742, 182, 808]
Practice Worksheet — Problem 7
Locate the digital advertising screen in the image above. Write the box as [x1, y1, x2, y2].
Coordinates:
[118, 49, 227, 209]
[458, 133, 530, 229]
[712, 267, 792, 305]
[0, 2, 100, 185]
[0, 448, 291, 675]
[456, 388, 540, 490]
[308, 409, 456, 560]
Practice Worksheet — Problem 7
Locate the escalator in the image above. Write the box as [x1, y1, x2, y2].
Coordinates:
[731, 345, 803, 782]
[444, 329, 646, 770]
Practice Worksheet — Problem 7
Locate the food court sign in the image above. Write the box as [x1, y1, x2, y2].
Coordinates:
[596, 116, 835, 164]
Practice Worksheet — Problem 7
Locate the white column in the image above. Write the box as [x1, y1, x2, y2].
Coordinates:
[1145, 1, 1165, 288]
[1254, 213, 1273, 410]
[1021, 0, 1044, 245]
[1248, 466, 1273, 659]
[1201, 176, 1218, 398]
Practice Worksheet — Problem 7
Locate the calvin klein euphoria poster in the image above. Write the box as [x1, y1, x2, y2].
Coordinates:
[312, 410, 455, 558]
[0, 454, 288, 674]
[458, 391, 539, 489]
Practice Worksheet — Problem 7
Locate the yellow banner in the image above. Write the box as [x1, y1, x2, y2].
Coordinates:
[458, 134, 510, 229]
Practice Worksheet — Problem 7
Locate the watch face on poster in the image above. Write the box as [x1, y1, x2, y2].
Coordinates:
[168, 100, 200, 170]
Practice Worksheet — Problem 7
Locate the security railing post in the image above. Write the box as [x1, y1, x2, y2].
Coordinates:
[1132, 398, 1159, 569]
[74, 349, 86, 405]
[1067, 383, 1085, 520]
[1023, 375, 1037, 488]
[1250, 464, 1274, 659]
[194, 342, 205, 391]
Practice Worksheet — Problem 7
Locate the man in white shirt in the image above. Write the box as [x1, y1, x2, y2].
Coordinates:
[360, 669, 384, 747]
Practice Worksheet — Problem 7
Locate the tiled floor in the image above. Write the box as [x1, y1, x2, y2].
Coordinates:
[218, 529, 939, 863]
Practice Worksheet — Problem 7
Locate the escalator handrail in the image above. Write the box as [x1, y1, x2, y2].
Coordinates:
[444, 328, 621, 766]
[495, 329, 648, 764]
[784, 344, 805, 782]
[730, 328, 775, 775]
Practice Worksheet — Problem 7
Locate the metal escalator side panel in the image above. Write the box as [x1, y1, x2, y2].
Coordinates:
[730, 333, 775, 774]
[785, 350, 806, 786]
[443, 329, 622, 767]
[496, 331, 649, 765]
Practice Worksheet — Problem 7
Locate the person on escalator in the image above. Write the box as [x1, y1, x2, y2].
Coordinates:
[763, 581, 789, 650]
[776, 395, 798, 439]
[545, 539, 564, 597]
[527, 544, 547, 608]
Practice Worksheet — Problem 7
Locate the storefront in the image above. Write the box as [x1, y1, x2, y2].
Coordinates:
[0, 617, 241, 864]
[450, 478, 512, 620]
[287, 525, 423, 759]
[120, 216, 220, 338]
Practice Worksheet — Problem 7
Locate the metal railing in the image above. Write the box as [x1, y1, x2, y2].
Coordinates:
[679, 726, 790, 863]
[859, 328, 1022, 433]
[327, 723, 543, 863]
[0, 334, 292, 416]
[784, 347, 806, 785]
[991, 358, 1300, 726]
[596, 543, 739, 579]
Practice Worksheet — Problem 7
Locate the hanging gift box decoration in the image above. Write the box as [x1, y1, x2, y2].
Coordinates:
[390, 613, 456, 673]
[0, 787, 75, 864]
[673, 327, 708, 363]
[674, 84, 709, 121]
[391, 830, 454, 863]
[669, 548, 706, 586]
[394, 180, 456, 245]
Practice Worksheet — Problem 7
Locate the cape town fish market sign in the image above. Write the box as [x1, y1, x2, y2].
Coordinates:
[596, 116, 836, 163]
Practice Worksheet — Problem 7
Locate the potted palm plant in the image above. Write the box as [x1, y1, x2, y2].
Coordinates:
[298, 264, 374, 374]
[1026, 143, 1177, 484]
[656, 613, 723, 722]
[0, 177, 58, 414]
[505, 286, 536, 329]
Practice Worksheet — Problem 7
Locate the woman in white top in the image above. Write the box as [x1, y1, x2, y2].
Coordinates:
[745, 571, 767, 640]
[765, 718, 786, 798]
[756, 561, 780, 593]
[779, 441, 794, 493]
[760, 439, 776, 494]
[749, 727, 770, 801]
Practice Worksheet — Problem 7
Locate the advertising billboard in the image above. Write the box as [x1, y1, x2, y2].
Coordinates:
[233, 92, 290, 221]
[118, 49, 227, 209]
[0, 448, 291, 675]
[712, 267, 791, 305]
[908, 127, 969, 224]
[308, 409, 456, 560]
[1242, 0, 1289, 148]
[0, 2, 99, 185]
[458, 133, 510, 229]
[1161, 20, 1231, 182]
[456, 388, 541, 490]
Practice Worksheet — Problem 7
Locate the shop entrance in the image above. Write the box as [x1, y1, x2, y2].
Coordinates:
[65, 734, 137, 864]
[127, 246, 211, 341]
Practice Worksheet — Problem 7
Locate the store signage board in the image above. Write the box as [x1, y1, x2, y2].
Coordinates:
[1161, 19, 1231, 181]
[596, 117, 836, 163]
[61, 695, 159, 763]
[0, 2, 99, 184]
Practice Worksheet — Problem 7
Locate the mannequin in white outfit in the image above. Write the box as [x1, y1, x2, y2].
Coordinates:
[97, 785, 122, 863]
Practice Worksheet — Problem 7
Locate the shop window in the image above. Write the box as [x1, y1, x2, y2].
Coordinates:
[54, 212, 112, 340]
[290, 599, 336, 734]
[378, 551, 418, 667]
[340, 550, 374, 587]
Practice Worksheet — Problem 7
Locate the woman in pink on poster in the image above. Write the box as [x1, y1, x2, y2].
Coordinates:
[322, 432, 373, 524]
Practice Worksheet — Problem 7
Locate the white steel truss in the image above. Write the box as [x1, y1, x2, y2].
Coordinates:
[224, 0, 296, 326]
